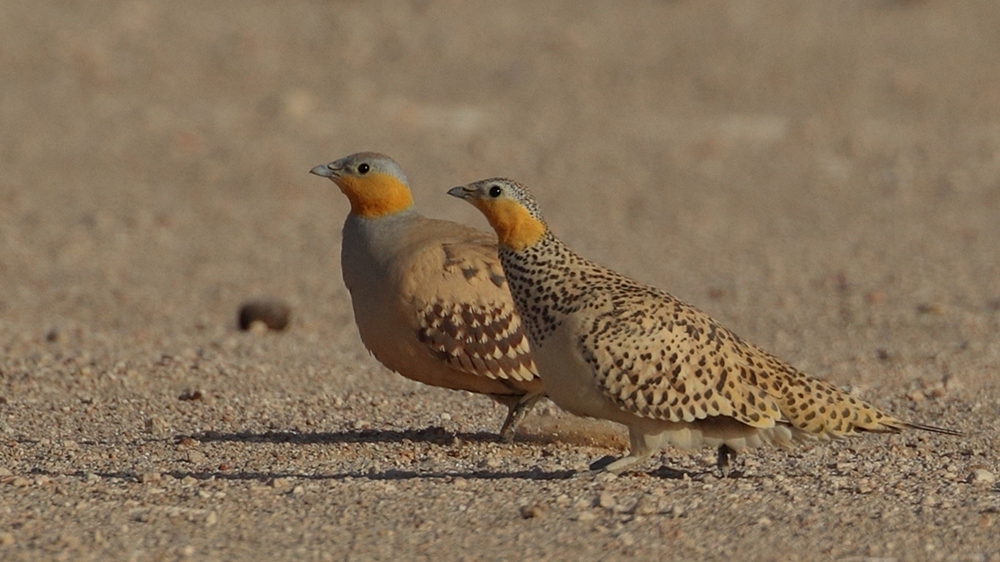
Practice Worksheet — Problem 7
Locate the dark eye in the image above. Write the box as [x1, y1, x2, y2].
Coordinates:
[358, 163, 370, 174]
[488, 185, 502, 198]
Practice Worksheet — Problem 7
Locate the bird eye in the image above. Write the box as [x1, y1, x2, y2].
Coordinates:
[488, 185, 502, 198]
[358, 163, 370, 174]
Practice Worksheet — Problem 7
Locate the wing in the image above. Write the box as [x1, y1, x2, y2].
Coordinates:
[577, 287, 783, 428]
[402, 220, 539, 385]
[575, 279, 923, 438]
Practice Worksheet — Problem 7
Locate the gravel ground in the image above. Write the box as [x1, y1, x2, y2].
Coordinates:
[2, 1, 1000, 560]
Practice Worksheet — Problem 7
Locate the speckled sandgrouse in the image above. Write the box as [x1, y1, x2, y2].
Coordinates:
[309, 153, 544, 442]
[448, 178, 959, 474]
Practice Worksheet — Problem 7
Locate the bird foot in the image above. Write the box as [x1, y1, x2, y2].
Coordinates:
[716, 444, 740, 478]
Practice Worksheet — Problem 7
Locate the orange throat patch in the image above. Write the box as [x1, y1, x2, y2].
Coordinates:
[335, 173, 414, 218]
[477, 199, 546, 251]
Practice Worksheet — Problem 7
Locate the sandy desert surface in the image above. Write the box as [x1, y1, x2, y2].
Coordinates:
[1, 1, 999, 560]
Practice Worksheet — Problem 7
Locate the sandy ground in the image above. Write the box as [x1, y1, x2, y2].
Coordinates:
[2, 1, 1000, 560]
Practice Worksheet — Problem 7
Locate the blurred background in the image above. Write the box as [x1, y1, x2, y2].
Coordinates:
[2, 2, 999, 558]
[2, 0, 999, 392]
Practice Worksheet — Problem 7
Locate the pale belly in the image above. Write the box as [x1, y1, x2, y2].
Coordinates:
[531, 324, 799, 454]
[532, 323, 639, 426]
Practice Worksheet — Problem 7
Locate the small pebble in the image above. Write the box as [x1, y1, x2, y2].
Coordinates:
[178, 390, 204, 401]
[238, 299, 291, 332]
[271, 477, 292, 490]
[187, 450, 206, 464]
[598, 492, 616, 509]
[594, 472, 618, 483]
[145, 417, 168, 434]
[970, 469, 997, 486]
[916, 302, 947, 315]
[0, 533, 13, 546]
[291, 485, 305, 495]
[520, 504, 546, 519]
[141, 472, 162, 484]
[575, 511, 597, 522]
[205, 511, 218, 527]
[634, 495, 657, 516]
[0, 467, 12, 477]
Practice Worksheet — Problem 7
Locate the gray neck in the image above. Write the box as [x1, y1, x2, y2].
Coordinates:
[341, 209, 420, 270]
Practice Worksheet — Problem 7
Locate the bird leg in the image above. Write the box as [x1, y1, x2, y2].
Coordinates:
[716, 444, 737, 477]
[593, 426, 662, 474]
[497, 392, 544, 443]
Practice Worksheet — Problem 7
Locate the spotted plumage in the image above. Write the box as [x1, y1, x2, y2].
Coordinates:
[449, 178, 959, 474]
[310, 154, 544, 442]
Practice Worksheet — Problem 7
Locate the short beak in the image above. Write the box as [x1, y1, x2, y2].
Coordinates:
[310, 163, 337, 178]
[447, 185, 473, 199]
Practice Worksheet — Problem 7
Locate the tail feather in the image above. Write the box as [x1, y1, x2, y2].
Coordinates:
[902, 421, 963, 436]
[775, 374, 962, 438]
[853, 418, 963, 436]
[738, 344, 962, 439]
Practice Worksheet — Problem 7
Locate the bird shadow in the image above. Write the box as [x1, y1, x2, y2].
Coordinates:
[19, 426, 717, 484]
[45, 465, 712, 483]
[184, 425, 499, 446]
[46, 466, 579, 483]
[172, 427, 707, 481]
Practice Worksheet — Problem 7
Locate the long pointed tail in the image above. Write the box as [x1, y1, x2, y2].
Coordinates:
[902, 420, 963, 436]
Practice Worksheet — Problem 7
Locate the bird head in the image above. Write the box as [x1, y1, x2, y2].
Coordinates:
[310, 152, 414, 218]
[447, 178, 547, 251]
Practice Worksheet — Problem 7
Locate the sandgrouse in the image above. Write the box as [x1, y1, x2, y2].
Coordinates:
[310, 153, 543, 442]
[449, 178, 959, 474]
